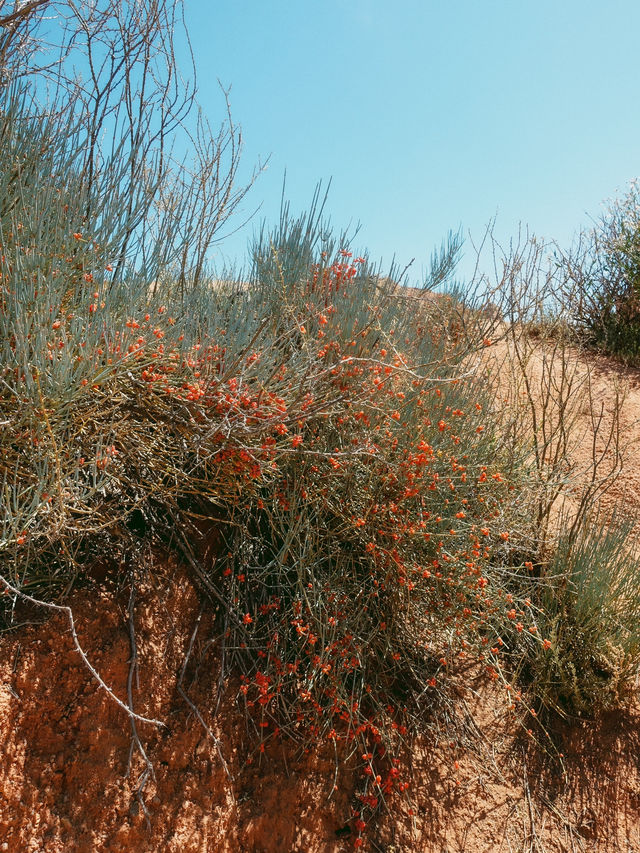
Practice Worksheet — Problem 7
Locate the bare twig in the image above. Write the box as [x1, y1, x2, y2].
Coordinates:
[125, 580, 156, 825]
[176, 606, 234, 789]
[0, 572, 166, 728]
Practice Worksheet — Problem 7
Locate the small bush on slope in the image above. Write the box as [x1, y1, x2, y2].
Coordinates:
[561, 180, 640, 362]
[506, 515, 640, 717]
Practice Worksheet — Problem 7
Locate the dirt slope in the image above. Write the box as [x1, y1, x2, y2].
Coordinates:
[2, 345, 640, 853]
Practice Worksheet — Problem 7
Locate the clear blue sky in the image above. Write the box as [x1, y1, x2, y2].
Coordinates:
[184, 0, 640, 283]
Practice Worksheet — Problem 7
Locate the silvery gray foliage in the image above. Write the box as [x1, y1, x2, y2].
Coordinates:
[559, 180, 640, 359]
[0, 0, 257, 591]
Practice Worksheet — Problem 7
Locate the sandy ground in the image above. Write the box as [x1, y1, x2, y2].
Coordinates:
[2, 340, 640, 852]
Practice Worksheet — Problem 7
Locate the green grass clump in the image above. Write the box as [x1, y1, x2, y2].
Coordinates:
[507, 516, 640, 717]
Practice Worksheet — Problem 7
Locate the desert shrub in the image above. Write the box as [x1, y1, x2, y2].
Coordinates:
[475, 233, 636, 725]
[561, 180, 640, 361]
[504, 515, 640, 717]
[0, 82, 532, 772]
[0, 25, 247, 594]
[213, 217, 512, 740]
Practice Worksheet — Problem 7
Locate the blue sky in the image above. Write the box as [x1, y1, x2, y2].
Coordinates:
[184, 0, 640, 283]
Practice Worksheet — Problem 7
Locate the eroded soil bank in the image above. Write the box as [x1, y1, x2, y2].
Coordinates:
[2, 557, 640, 852]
